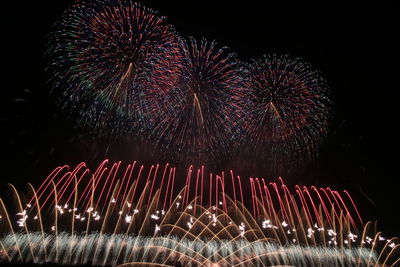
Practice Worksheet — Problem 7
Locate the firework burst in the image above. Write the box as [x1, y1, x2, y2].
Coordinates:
[240, 54, 331, 170]
[47, 0, 183, 136]
[150, 38, 245, 164]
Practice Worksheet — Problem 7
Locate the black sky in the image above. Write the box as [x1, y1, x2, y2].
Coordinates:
[1, 1, 398, 236]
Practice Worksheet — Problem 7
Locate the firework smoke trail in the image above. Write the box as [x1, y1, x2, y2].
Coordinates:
[47, 0, 183, 136]
[150, 38, 246, 164]
[240, 54, 331, 170]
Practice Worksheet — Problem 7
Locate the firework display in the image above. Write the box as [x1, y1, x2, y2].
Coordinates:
[0, 161, 399, 266]
[47, 0, 183, 136]
[240, 54, 332, 168]
[149, 38, 245, 163]
[3, 1, 397, 267]
[46, 0, 333, 165]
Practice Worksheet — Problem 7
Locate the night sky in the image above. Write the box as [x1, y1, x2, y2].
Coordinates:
[2, 1, 398, 237]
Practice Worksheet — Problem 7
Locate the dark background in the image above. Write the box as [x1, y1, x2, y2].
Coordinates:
[1, 1, 398, 237]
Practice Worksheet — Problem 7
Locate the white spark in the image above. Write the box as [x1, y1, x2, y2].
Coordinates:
[125, 215, 132, 223]
[154, 224, 160, 234]
[150, 214, 160, 220]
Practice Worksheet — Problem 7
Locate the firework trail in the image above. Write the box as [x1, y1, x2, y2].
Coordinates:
[240, 54, 331, 170]
[47, 0, 183, 136]
[1, 233, 379, 266]
[1, 161, 398, 266]
[150, 38, 245, 164]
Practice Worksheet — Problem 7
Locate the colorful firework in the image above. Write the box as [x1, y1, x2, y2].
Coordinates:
[47, 0, 183, 136]
[1, 161, 398, 266]
[150, 38, 245, 164]
[240, 54, 331, 170]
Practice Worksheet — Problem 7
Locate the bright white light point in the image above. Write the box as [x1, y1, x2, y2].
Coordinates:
[64, 204, 69, 209]
[176, 202, 180, 208]
[292, 239, 296, 242]
[389, 242, 395, 248]
[111, 198, 116, 203]
[328, 229, 336, 236]
[17, 210, 27, 216]
[125, 215, 132, 223]
[187, 205, 193, 210]
[155, 224, 160, 233]
[80, 217, 85, 221]
[218, 201, 223, 205]
[178, 195, 182, 199]
[348, 233, 357, 239]
[127, 202, 131, 208]
[51, 226, 55, 231]
[118, 211, 123, 215]
[282, 221, 288, 227]
[150, 214, 160, 220]
[262, 219, 271, 228]
[34, 216, 38, 220]
[26, 204, 31, 208]
[133, 209, 139, 214]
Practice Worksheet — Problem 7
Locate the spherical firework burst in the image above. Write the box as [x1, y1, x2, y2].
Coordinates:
[150, 38, 245, 164]
[240, 54, 331, 169]
[47, 0, 183, 136]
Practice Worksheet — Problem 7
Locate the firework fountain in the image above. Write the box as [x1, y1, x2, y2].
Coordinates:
[1, 161, 399, 266]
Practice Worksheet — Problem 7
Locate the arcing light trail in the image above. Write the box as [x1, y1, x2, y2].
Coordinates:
[1, 160, 399, 266]
[28, 160, 362, 230]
